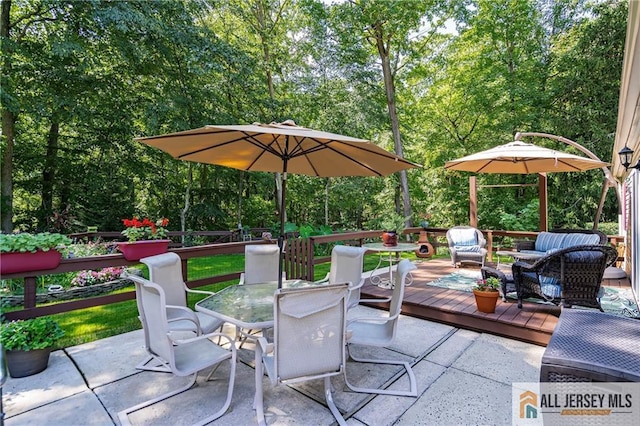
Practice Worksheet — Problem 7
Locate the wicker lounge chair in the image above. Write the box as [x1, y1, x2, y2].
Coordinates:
[446, 226, 488, 267]
[512, 244, 617, 310]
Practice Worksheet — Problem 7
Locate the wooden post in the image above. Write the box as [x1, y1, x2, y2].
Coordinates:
[470, 176, 478, 227]
[538, 173, 548, 231]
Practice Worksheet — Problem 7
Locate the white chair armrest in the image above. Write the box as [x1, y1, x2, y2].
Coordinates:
[257, 337, 274, 354]
[166, 305, 200, 327]
[358, 296, 391, 304]
[314, 272, 330, 285]
[185, 288, 215, 297]
[347, 316, 387, 327]
[175, 331, 235, 350]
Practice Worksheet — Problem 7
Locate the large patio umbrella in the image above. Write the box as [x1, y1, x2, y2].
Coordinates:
[136, 120, 420, 286]
[444, 141, 608, 174]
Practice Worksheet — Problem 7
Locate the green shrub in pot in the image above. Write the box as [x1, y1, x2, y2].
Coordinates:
[0, 317, 65, 351]
[0, 317, 65, 377]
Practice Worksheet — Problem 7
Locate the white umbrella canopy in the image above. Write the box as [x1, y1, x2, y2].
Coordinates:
[136, 120, 420, 287]
[444, 141, 609, 174]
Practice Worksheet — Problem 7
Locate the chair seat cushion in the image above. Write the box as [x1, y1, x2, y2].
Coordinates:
[453, 245, 481, 252]
[522, 272, 560, 299]
[540, 283, 561, 299]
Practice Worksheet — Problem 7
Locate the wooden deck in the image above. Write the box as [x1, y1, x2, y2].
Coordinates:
[359, 257, 632, 347]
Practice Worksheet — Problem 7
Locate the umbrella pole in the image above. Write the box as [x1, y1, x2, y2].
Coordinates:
[278, 171, 287, 289]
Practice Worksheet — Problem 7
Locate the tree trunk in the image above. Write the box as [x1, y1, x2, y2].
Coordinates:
[373, 22, 413, 228]
[1, 0, 14, 232]
[41, 122, 59, 229]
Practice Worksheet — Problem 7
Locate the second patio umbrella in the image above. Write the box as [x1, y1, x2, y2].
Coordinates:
[444, 141, 608, 174]
[136, 120, 420, 286]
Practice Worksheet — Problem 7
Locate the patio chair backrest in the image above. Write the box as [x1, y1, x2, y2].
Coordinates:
[446, 226, 486, 248]
[243, 244, 281, 285]
[328, 245, 367, 308]
[130, 275, 174, 365]
[273, 283, 349, 382]
[140, 252, 187, 307]
[387, 259, 417, 334]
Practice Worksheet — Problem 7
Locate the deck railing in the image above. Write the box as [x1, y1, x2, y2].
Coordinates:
[1, 228, 624, 321]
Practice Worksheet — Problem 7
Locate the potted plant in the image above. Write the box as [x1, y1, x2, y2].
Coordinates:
[473, 277, 501, 313]
[0, 232, 72, 275]
[0, 317, 65, 377]
[117, 217, 171, 261]
[379, 213, 408, 247]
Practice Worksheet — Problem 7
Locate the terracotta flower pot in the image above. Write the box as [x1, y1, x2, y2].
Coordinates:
[116, 240, 170, 261]
[473, 289, 500, 313]
[381, 232, 398, 247]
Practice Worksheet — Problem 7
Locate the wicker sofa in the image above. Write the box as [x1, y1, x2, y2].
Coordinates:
[515, 229, 607, 257]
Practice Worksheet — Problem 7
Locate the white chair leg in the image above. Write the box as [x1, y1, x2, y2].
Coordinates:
[324, 376, 347, 426]
[344, 345, 417, 397]
[254, 344, 267, 426]
[118, 374, 198, 425]
[136, 354, 171, 373]
[120, 352, 236, 426]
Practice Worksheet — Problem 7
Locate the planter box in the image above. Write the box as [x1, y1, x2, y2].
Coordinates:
[116, 240, 170, 261]
[6, 348, 52, 378]
[0, 250, 62, 275]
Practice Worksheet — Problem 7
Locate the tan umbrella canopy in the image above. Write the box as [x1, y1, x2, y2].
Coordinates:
[444, 141, 609, 174]
[136, 120, 420, 286]
[137, 120, 419, 177]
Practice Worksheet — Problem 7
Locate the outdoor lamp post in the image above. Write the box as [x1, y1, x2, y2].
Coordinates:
[618, 145, 639, 170]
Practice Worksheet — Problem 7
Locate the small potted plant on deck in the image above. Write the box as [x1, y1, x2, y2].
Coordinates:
[0, 317, 65, 377]
[473, 276, 501, 313]
[117, 217, 170, 261]
[0, 232, 72, 275]
[379, 213, 408, 247]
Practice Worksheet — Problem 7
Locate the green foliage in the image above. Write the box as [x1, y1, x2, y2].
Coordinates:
[378, 213, 409, 234]
[1, 0, 626, 242]
[0, 232, 72, 253]
[498, 199, 540, 232]
[0, 317, 65, 351]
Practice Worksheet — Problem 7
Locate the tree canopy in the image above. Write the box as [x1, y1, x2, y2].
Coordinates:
[0, 0, 628, 235]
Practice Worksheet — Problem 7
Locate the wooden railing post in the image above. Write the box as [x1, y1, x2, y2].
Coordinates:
[23, 276, 37, 309]
[486, 230, 493, 262]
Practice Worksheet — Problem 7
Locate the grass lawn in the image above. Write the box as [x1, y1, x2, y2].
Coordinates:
[52, 250, 434, 348]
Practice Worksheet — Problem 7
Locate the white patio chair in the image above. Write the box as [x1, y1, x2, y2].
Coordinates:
[133, 252, 223, 372]
[237, 244, 284, 346]
[118, 275, 236, 426]
[343, 259, 418, 397]
[316, 245, 381, 309]
[239, 244, 283, 285]
[254, 283, 350, 426]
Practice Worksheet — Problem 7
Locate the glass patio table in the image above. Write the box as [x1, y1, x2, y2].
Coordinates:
[195, 279, 322, 331]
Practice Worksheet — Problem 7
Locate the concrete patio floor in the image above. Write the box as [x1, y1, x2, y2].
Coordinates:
[3, 305, 545, 425]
